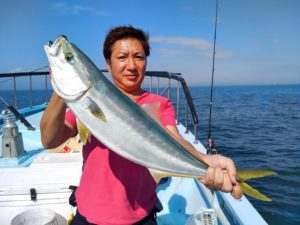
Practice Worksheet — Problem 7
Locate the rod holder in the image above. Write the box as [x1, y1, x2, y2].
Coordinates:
[1, 116, 25, 158]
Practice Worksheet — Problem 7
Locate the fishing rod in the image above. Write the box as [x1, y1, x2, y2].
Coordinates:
[0, 96, 35, 130]
[207, 0, 219, 155]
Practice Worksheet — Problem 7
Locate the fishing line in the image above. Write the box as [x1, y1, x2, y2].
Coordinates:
[0, 96, 35, 130]
[0, 78, 13, 84]
[207, 0, 219, 155]
[205, 0, 219, 212]
[30, 65, 49, 72]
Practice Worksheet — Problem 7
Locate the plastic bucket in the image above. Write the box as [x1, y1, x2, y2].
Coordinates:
[11, 208, 67, 225]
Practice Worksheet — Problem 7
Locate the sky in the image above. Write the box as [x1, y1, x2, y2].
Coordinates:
[0, 0, 299, 86]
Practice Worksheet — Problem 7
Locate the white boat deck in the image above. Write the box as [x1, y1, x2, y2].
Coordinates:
[0, 110, 268, 225]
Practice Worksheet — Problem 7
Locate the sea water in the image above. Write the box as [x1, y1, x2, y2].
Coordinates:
[0, 84, 299, 225]
[189, 85, 300, 225]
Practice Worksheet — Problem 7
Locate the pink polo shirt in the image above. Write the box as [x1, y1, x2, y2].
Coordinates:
[65, 92, 176, 225]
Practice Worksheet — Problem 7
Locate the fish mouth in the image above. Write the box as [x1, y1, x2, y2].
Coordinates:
[44, 35, 68, 57]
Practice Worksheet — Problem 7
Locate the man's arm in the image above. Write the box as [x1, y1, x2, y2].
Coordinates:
[165, 125, 243, 199]
[40, 92, 76, 149]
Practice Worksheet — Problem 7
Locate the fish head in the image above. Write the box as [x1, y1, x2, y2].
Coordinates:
[44, 35, 100, 100]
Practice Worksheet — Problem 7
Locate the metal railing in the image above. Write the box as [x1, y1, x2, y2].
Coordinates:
[0, 71, 50, 109]
[143, 71, 199, 143]
[0, 70, 199, 143]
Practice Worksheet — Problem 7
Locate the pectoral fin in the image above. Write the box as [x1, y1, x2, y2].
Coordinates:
[83, 96, 107, 122]
[89, 100, 107, 122]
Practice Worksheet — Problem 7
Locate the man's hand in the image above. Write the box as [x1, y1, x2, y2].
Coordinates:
[165, 125, 242, 199]
[200, 154, 243, 199]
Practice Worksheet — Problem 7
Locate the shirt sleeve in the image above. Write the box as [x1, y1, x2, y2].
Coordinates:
[160, 99, 177, 127]
[65, 109, 77, 131]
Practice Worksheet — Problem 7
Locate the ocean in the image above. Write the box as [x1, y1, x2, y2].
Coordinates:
[189, 85, 300, 225]
[0, 84, 299, 225]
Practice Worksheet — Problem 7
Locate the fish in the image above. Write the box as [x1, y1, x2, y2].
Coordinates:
[44, 36, 277, 202]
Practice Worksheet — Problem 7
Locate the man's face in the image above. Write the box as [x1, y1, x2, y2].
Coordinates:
[106, 38, 147, 94]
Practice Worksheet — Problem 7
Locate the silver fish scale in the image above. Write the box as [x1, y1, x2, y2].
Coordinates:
[68, 81, 207, 177]
[46, 37, 207, 178]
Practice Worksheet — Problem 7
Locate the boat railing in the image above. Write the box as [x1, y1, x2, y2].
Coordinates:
[146, 71, 199, 141]
[0, 71, 50, 109]
[0, 70, 199, 143]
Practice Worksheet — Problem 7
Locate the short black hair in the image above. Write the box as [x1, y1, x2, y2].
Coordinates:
[103, 25, 150, 60]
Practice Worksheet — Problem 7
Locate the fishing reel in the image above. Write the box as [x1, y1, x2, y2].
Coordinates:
[207, 138, 218, 155]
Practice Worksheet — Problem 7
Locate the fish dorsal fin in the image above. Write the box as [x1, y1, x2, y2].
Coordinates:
[77, 119, 91, 145]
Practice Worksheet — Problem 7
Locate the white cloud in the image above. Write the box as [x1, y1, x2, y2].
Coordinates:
[51, 3, 110, 16]
[154, 48, 187, 57]
[10, 67, 22, 72]
[151, 36, 212, 49]
[152, 37, 233, 59]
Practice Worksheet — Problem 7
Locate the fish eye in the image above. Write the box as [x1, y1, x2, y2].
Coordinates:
[65, 52, 74, 63]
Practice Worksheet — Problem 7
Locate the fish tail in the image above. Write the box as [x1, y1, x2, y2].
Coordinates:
[237, 169, 277, 202]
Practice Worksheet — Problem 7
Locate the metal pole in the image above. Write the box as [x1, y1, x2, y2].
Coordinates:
[194, 125, 198, 144]
[13, 76, 17, 109]
[167, 78, 170, 98]
[185, 100, 189, 133]
[176, 80, 180, 125]
[45, 75, 48, 103]
[29, 75, 33, 108]
[207, 0, 219, 154]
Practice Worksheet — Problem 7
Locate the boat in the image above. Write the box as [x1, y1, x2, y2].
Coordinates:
[0, 71, 269, 225]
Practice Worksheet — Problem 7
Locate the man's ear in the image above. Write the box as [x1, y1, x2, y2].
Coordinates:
[106, 59, 112, 72]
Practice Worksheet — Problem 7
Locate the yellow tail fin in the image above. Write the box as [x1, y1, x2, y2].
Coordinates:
[237, 169, 277, 202]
